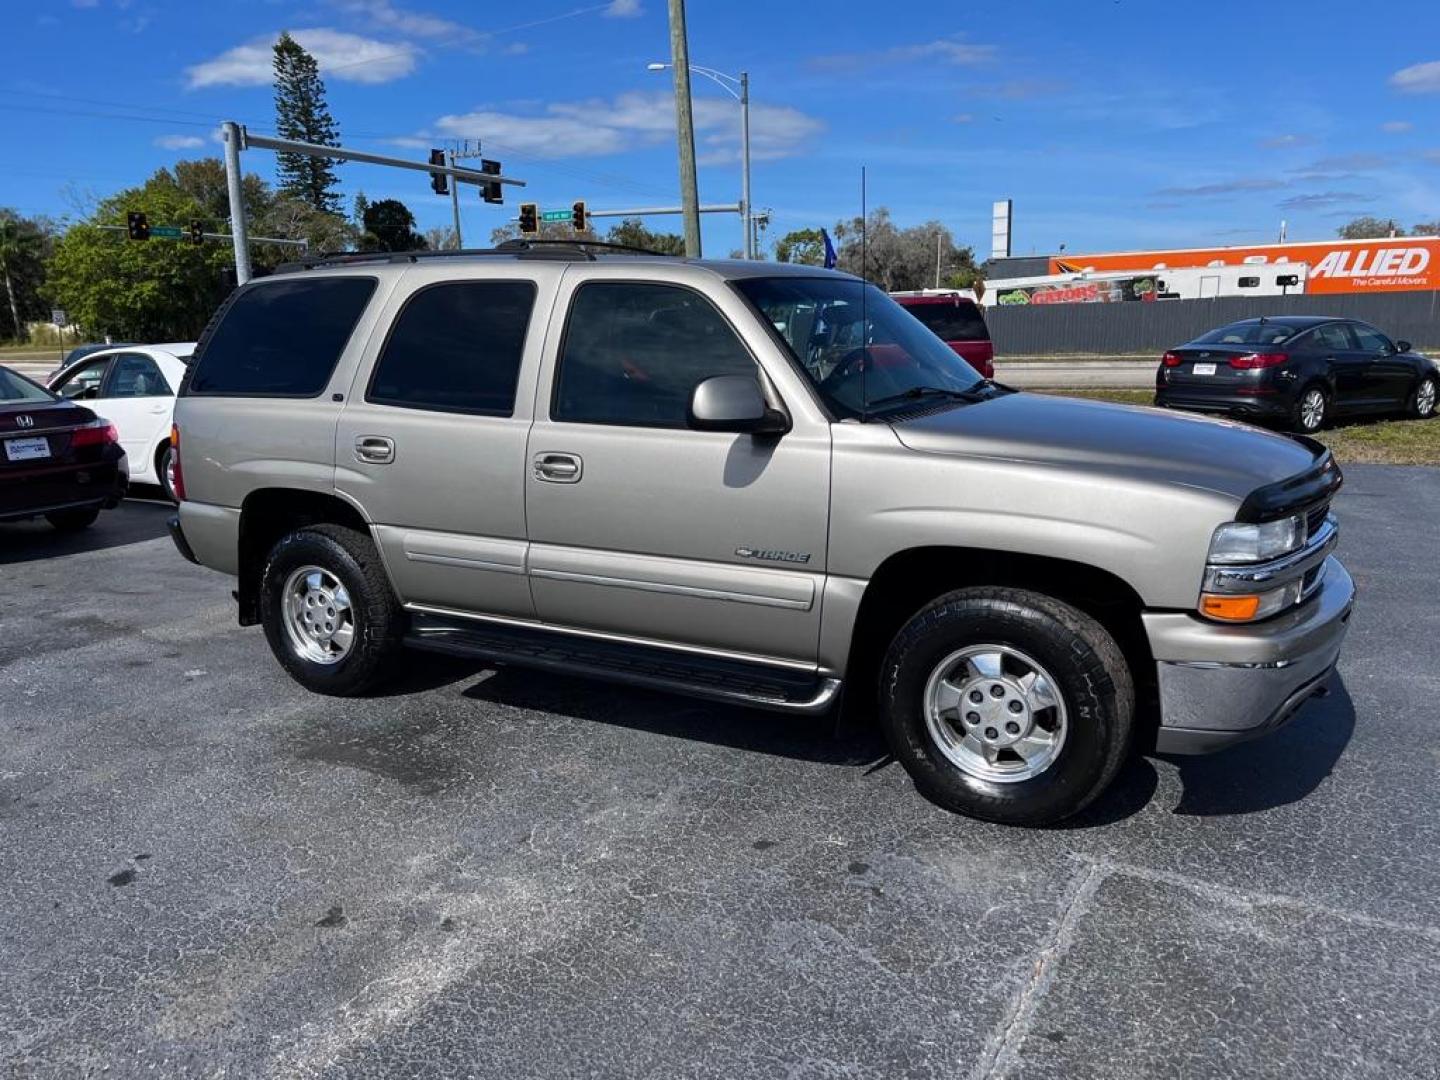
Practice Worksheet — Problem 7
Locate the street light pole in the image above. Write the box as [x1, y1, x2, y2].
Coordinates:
[666, 0, 702, 258]
[647, 61, 753, 258]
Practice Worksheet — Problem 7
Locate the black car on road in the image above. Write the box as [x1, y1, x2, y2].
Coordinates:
[1154, 316, 1438, 433]
[0, 364, 129, 531]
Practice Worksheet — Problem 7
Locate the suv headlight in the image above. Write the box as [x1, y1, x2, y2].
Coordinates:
[1207, 514, 1304, 565]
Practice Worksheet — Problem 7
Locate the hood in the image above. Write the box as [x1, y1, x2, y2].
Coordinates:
[890, 392, 1318, 502]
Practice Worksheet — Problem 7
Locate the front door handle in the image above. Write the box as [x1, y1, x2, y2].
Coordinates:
[355, 435, 395, 464]
[533, 451, 583, 483]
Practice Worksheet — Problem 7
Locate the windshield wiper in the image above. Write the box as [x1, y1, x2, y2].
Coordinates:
[867, 381, 998, 410]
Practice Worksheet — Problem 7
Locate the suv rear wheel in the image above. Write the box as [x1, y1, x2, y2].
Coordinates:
[879, 587, 1133, 826]
[259, 523, 402, 695]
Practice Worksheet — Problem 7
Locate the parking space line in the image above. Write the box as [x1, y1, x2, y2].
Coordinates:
[968, 858, 1107, 1080]
[1084, 854, 1440, 942]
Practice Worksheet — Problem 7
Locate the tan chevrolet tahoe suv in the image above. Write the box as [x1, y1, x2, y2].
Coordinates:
[168, 242, 1354, 825]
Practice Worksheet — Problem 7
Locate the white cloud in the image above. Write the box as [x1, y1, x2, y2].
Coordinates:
[185, 28, 419, 88]
[1258, 133, 1313, 150]
[432, 90, 823, 162]
[334, 0, 467, 39]
[154, 134, 205, 150]
[1390, 60, 1440, 94]
[1382, 120, 1413, 133]
[503, 42, 529, 56]
[604, 0, 643, 17]
[811, 35, 995, 72]
[951, 113, 974, 124]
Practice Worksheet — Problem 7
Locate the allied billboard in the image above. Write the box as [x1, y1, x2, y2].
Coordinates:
[1050, 236, 1439, 295]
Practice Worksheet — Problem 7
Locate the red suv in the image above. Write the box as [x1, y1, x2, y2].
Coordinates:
[892, 292, 994, 378]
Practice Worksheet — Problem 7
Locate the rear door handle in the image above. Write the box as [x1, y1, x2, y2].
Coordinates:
[533, 451, 583, 483]
[355, 435, 395, 464]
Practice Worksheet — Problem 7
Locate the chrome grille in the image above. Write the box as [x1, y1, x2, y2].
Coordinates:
[1305, 500, 1331, 540]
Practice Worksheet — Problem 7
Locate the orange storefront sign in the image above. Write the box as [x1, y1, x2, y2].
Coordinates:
[1051, 236, 1440, 294]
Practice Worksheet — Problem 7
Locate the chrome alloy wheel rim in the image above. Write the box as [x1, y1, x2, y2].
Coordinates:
[281, 566, 355, 665]
[1419, 380, 1437, 417]
[164, 453, 177, 498]
[923, 645, 1068, 784]
[1300, 389, 1325, 431]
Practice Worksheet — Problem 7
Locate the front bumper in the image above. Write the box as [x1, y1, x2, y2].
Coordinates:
[1145, 556, 1355, 754]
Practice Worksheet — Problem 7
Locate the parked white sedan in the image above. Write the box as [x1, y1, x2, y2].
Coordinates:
[47, 343, 193, 501]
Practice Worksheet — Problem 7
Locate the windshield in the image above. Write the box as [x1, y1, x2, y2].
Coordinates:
[735, 276, 985, 418]
[0, 367, 56, 404]
[1192, 321, 1297, 346]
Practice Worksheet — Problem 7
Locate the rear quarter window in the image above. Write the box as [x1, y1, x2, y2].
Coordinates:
[902, 301, 989, 342]
[188, 277, 377, 397]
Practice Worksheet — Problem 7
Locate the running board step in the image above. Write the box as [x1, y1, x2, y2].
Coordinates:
[404, 613, 841, 715]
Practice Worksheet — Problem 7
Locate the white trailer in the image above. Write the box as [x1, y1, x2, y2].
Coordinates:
[981, 263, 1308, 307]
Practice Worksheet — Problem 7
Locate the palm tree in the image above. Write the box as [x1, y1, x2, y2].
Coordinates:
[0, 212, 39, 343]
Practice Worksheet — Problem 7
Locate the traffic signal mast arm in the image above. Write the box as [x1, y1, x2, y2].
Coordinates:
[238, 128, 526, 193]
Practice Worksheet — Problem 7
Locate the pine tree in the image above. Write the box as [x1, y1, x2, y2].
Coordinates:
[272, 32, 342, 213]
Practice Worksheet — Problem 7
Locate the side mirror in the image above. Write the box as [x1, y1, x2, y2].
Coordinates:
[1396, 340, 1412, 353]
[687, 375, 789, 435]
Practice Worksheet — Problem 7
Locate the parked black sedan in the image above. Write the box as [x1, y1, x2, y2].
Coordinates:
[0, 365, 129, 531]
[1154, 316, 1439, 433]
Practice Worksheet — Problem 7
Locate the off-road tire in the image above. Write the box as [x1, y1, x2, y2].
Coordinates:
[879, 587, 1134, 826]
[259, 523, 402, 696]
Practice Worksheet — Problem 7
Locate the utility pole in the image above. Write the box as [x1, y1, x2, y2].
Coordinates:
[935, 231, 942, 288]
[448, 147, 463, 249]
[739, 71, 752, 259]
[222, 121, 252, 285]
[667, 0, 701, 257]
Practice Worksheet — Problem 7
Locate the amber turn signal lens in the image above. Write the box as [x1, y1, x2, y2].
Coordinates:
[1200, 593, 1261, 621]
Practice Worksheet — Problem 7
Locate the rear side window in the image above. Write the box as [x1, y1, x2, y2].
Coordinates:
[1310, 323, 1355, 352]
[189, 277, 376, 397]
[367, 281, 536, 415]
[553, 282, 757, 428]
[902, 301, 989, 342]
[1350, 323, 1393, 353]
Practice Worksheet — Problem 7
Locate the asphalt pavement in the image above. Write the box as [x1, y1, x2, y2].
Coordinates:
[2, 468, 1438, 1079]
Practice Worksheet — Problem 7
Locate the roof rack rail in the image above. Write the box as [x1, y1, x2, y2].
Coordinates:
[272, 238, 676, 274]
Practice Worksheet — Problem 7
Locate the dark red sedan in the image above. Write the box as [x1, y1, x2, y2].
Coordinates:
[0, 365, 128, 531]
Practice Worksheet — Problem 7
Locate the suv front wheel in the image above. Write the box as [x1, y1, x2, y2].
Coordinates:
[879, 587, 1133, 826]
[259, 523, 402, 696]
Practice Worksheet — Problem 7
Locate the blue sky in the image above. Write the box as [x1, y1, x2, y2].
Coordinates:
[3, 0, 1439, 258]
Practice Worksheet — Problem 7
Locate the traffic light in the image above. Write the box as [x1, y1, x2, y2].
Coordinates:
[189, 220, 205, 245]
[481, 158, 503, 204]
[127, 211, 149, 241]
[572, 200, 587, 234]
[518, 203, 538, 235]
[428, 148, 449, 196]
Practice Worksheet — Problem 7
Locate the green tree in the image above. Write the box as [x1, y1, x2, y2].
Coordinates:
[0, 210, 52, 342]
[44, 172, 233, 340]
[1336, 216, 1405, 240]
[774, 227, 827, 265]
[359, 199, 426, 252]
[273, 32, 342, 213]
[604, 218, 685, 254]
[830, 209, 978, 291]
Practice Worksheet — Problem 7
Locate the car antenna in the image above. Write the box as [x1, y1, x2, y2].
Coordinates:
[860, 164, 869, 422]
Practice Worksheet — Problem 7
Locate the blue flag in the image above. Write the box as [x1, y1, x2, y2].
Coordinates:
[821, 228, 837, 269]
